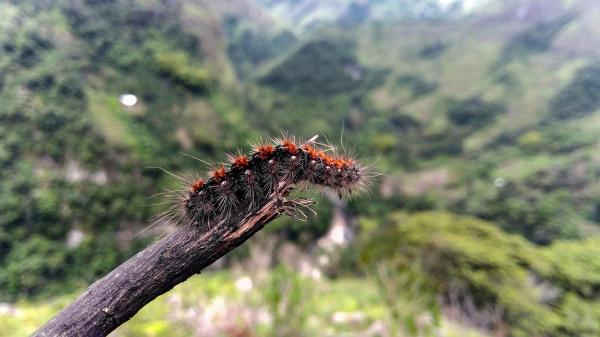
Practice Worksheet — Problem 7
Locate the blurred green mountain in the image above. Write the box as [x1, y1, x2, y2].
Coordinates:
[245, 0, 600, 244]
[2, 0, 600, 335]
[0, 0, 254, 299]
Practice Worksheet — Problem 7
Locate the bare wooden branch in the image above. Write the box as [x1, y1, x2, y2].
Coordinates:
[34, 184, 311, 337]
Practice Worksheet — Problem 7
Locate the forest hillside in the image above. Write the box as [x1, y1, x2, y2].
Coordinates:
[2, 1, 600, 336]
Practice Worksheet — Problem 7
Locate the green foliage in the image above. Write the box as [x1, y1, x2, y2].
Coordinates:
[68, 234, 125, 282]
[259, 39, 386, 96]
[0, 165, 144, 299]
[264, 266, 310, 337]
[0, 0, 219, 300]
[395, 74, 438, 98]
[517, 130, 543, 154]
[446, 97, 505, 127]
[419, 41, 447, 59]
[154, 51, 209, 92]
[62, 0, 198, 68]
[360, 211, 600, 337]
[371, 259, 440, 336]
[482, 183, 581, 245]
[541, 124, 597, 153]
[489, 122, 596, 156]
[541, 239, 600, 297]
[0, 269, 494, 337]
[225, 16, 296, 79]
[0, 236, 68, 297]
[371, 133, 398, 152]
[499, 14, 576, 64]
[422, 129, 467, 156]
[5, 32, 54, 69]
[2, 6, 600, 337]
[556, 294, 600, 337]
[542, 240, 600, 337]
[360, 212, 556, 337]
[550, 62, 600, 119]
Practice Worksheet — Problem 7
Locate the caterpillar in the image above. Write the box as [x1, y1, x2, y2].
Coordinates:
[153, 135, 369, 229]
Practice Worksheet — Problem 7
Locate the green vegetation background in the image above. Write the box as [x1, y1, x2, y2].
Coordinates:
[2, 0, 600, 336]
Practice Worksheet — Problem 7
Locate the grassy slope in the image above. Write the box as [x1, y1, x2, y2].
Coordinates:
[245, 0, 600, 244]
[0, 271, 490, 337]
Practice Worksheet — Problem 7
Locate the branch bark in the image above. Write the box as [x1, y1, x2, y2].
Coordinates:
[34, 185, 308, 337]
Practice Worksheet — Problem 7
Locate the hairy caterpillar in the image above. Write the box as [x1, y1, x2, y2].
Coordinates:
[153, 135, 369, 229]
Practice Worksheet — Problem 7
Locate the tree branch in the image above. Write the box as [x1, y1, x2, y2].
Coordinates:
[34, 184, 310, 337]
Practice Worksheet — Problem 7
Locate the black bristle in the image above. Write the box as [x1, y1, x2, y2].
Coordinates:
[181, 137, 364, 228]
